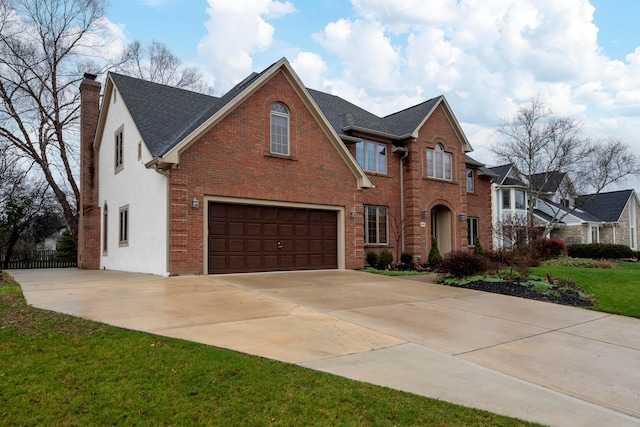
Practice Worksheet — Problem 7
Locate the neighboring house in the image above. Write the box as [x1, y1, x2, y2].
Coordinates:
[551, 190, 640, 249]
[77, 58, 493, 276]
[488, 164, 640, 249]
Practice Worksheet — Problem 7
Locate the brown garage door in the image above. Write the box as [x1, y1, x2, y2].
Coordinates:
[208, 202, 338, 274]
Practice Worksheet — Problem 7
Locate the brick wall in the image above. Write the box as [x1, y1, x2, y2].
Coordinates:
[467, 174, 493, 251]
[405, 105, 469, 260]
[168, 71, 365, 275]
[77, 74, 101, 269]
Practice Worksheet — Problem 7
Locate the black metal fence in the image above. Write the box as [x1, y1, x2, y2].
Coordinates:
[1, 250, 77, 269]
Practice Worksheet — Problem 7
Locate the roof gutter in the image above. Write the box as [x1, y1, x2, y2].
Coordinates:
[341, 125, 413, 142]
[145, 157, 174, 176]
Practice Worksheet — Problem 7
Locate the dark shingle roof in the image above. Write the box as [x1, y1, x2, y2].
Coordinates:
[529, 171, 566, 193]
[109, 73, 220, 158]
[577, 190, 634, 223]
[110, 63, 449, 159]
[487, 164, 527, 186]
[308, 89, 441, 139]
[381, 97, 442, 136]
[539, 200, 602, 223]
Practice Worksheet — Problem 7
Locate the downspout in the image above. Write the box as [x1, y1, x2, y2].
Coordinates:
[394, 146, 410, 253]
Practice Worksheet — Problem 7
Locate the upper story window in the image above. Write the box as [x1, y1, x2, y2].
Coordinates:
[502, 189, 511, 209]
[114, 128, 123, 172]
[466, 169, 474, 192]
[356, 140, 387, 174]
[426, 144, 452, 180]
[270, 102, 289, 155]
[515, 190, 526, 209]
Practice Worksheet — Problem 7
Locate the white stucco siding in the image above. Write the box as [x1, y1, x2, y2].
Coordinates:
[98, 93, 169, 275]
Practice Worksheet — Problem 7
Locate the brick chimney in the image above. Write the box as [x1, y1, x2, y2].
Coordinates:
[77, 73, 101, 269]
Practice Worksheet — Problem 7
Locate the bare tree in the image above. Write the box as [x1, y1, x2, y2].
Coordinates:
[492, 97, 640, 235]
[0, 0, 112, 244]
[117, 40, 210, 93]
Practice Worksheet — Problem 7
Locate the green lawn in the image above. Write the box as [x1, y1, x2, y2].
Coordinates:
[531, 262, 640, 318]
[0, 272, 537, 426]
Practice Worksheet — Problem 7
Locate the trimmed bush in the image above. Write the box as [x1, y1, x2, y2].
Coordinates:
[376, 251, 394, 270]
[568, 243, 633, 259]
[365, 251, 379, 268]
[437, 250, 487, 278]
[428, 237, 442, 266]
[529, 238, 567, 261]
[473, 237, 484, 255]
[400, 252, 413, 264]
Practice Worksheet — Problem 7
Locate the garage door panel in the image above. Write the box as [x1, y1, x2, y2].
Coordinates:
[228, 239, 245, 252]
[246, 239, 263, 252]
[210, 222, 227, 235]
[246, 223, 262, 236]
[208, 202, 338, 274]
[209, 238, 226, 252]
[264, 224, 278, 236]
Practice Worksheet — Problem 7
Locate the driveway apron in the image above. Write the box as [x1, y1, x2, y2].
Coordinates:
[10, 268, 640, 427]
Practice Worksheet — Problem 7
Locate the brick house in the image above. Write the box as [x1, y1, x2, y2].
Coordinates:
[78, 58, 493, 276]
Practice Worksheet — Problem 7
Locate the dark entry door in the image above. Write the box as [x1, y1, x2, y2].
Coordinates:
[208, 202, 338, 274]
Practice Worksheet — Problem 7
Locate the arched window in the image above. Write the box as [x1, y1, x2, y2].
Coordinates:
[426, 143, 452, 180]
[270, 102, 289, 155]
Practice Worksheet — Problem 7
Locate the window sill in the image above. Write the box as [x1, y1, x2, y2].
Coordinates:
[264, 152, 296, 161]
[423, 176, 455, 184]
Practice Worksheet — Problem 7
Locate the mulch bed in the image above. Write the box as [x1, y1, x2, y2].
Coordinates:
[442, 279, 594, 307]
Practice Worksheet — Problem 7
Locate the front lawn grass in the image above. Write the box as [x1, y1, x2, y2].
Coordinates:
[531, 262, 640, 318]
[0, 272, 538, 426]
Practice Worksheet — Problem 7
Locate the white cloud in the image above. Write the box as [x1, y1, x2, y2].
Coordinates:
[197, 0, 295, 91]
[290, 52, 327, 90]
[192, 0, 640, 172]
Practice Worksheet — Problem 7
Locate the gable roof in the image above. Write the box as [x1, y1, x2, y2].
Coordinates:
[577, 189, 635, 223]
[96, 58, 374, 189]
[529, 171, 567, 194]
[487, 164, 527, 186]
[307, 90, 472, 151]
[107, 73, 220, 158]
[95, 57, 479, 188]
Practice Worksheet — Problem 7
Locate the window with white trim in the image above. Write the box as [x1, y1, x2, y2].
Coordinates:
[270, 102, 289, 155]
[502, 189, 511, 209]
[364, 205, 388, 245]
[467, 217, 479, 246]
[356, 140, 387, 174]
[466, 169, 474, 192]
[115, 129, 124, 172]
[515, 190, 525, 209]
[119, 205, 129, 246]
[426, 144, 452, 180]
[590, 225, 599, 243]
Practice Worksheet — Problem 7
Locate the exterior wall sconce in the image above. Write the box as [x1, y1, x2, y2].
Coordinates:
[349, 211, 357, 218]
[191, 197, 199, 209]
[458, 213, 466, 221]
[421, 210, 429, 218]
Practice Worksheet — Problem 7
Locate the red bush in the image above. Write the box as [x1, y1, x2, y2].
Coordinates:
[530, 238, 567, 260]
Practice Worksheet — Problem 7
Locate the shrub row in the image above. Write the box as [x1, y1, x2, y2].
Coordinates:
[567, 243, 633, 259]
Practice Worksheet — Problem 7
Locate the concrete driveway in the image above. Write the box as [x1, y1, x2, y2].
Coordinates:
[10, 268, 640, 427]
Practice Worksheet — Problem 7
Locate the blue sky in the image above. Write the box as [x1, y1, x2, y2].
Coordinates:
[105, 0, 640, 189]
